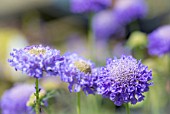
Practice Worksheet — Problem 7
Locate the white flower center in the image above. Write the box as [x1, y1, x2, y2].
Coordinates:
[109, 58, 137, 82]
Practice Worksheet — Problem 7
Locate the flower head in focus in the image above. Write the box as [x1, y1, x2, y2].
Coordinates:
[0, 84, 35, 114]
[59, 53, 96, 95]
[148, 25, 170, 56]
[92, 10, 125, 40]
[114, 0, 147, 24]
[95, 55, 152, 106]
[8, 45, 64, 78]
[70, 0, 112, 13]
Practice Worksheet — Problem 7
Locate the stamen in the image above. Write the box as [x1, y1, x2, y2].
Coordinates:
[28, 48, 46, 55]
[74, 61, 91, 73]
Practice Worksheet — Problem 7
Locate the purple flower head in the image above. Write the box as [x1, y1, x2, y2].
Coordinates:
[71, 0, 112, 13]
[60, 53, 96, 95]
[8, 45, 64, 78]
[0, 84, 35, 114]
[148, 25, 170, 56]
[95, 55, 152, 106]
[114, 0, 148, 24]
[92, 10, 125, 40]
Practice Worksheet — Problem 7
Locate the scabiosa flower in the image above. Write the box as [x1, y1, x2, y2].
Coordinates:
[96, 55, 152, 106]
[8, 45, 64, 78]
[148, 25, 170, 56]
[70, 0, 112, 13]
[0, 84, 35, 114]
[92, 10, 125, 40]
[59, 53, 96, 95]
[114, 0, 148, 24]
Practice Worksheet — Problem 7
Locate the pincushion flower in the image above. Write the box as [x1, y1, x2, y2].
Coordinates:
[8, 45, 64, 78]
[148, 25, 170, 56]
[0, 84, 35, 114]
[95, 55, 152, 106]
[92, 10, 125, 40]
[59, 53, 96, 94]
[114, 0, 147, 24]
[70, 0, 112, 13]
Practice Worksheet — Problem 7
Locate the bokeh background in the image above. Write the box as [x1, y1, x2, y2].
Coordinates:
[0, 0, 170, 114]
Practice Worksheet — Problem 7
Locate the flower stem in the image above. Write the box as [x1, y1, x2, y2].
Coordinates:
[35, 78, 40, 114]
[87, 13, 95, 61]
[125, 103, 130, 114]
[77, 92, 81, 114]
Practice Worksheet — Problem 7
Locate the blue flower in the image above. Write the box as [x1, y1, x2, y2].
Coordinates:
[148, 25, 170, 56]
[92, 10, 125, 40]
[114, 0, 148, 24]
[8, 45, 64, 78]
[59, 53, 96, 95]
[70, 0, 112, 13]
[95, 55, 152, 106]
[0, 84, 35, 114]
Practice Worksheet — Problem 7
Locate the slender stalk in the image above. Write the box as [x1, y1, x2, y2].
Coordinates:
[35, 78, 40, 114]
[87, 13, 96, 61]
[125, 103, 130, 114]
[77, 92, 81, 114]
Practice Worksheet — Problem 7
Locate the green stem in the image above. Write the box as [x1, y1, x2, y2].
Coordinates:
[35, 78, 40, 114]
[77, 92, 81, 114]
[87, 13, 95, 61]
[125, 103, 130, 114]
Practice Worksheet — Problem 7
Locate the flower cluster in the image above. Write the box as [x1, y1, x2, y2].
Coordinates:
[148, 25, 170, 56]
[70, 0, 112, 13]
[0, 84, 35, 114]
[95, 56, 152, 106]
[8, 45, 64, 78]
[59, 53, 97, 95]
[8, 45, 153, 106]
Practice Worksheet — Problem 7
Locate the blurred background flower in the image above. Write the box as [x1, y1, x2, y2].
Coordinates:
[70, 0, 112, 13]
[148, 25, 170, 56]
[114, 0, 148, 24]
[0, 84, 35, 114]
[92, 10, 125, 41]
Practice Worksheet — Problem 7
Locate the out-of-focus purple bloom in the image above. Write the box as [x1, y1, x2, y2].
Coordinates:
[114, 0, 147, 24]
[8, 45, 64, 78]
[70, 0, 112, 13]
[59, 53, 96, 95]
[66, 34, 89, 56]
[112, 43, 131, 57]
[92, 10, 125, 40]
[1, 84, 35, 114]
[148, 25, 170, 56]
[95, 55, 152, 106]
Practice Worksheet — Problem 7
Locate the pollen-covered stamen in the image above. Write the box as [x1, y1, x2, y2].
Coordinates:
[109, 58, 137, 82]
[74, 61, 91, 74]
[28, 48, 46, 55]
